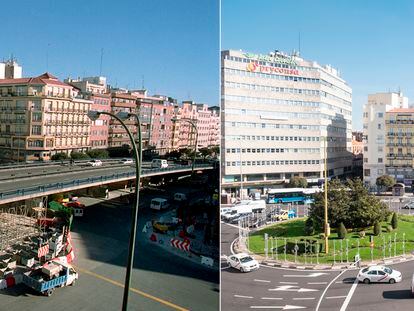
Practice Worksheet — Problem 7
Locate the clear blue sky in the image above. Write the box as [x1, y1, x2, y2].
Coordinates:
[1, 0, 219, 105]
[222, 0, 414, 130]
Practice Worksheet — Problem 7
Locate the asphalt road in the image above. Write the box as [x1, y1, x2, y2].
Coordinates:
[0, 190, 219, 311]
[221, 223, 414, 311]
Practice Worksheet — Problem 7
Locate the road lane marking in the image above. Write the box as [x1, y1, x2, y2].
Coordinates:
[75, 266, 189, 311]
[261, 297, 283, 300]
[222, 222, 242, 229]
[279, 281, 298, 284]
[269, 285, 318, 292]
[307, 282, 327, 285]
[254, 279, 271, 283]
[234, 294, 254, 299]
[339, 277, 359, 311]
[315, 270, 347, 311]
[283, 273, 329, 278]
[326, 295, 347, 299]
[293, 297, 315, 300]
[250, 305, 306, 310]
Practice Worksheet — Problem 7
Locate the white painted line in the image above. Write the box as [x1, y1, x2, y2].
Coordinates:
[230, 236, 238, 255]
[326, 295, 347, 299]
[308, 282, 327, 285]
[293, 297, 315, 300]
[339, 277, 359, 311]
[222, 222, 242, 229]
[250, 306, 306, 310]
[234, 294, 254, 299]
[283, 272, 329, 278]
[280, 281, 298, 285]
[315, 270, 347, 311]
[261, 264, 343, 272]
[255, 279, 271, 283]
[261, 297, 283, 300]
[335, 281, 343, 284]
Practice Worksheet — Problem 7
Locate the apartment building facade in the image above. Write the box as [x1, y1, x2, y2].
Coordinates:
[221, 49, 353, 194]
[363, 92, 408, 187]
[65, 76, 110, 149]
[385, 108, 414, 185]
[0, 72, 91, 161]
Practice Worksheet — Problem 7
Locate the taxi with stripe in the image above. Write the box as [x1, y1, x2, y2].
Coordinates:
[357, 265, 402, 284]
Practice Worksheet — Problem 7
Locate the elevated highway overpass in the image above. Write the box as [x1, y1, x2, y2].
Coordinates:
[0, 162, 214, 205]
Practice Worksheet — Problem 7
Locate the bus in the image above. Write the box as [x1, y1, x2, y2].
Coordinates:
[266, 188, 319, 204]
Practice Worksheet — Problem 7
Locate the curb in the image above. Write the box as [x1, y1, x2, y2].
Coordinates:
[232, 235, 414, 271]
[258, 255, 414, 270]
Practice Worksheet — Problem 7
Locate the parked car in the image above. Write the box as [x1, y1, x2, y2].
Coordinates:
[403, 202, 414, 209]
[174, 193, 187, 201]
[227, 253, 259, 272]
[357, 265, 402, 284]
[151, 159, 168, 168]
[120, 158, 134, 165]
[86, 159, 102, 167]
[150, 198, 170, 211]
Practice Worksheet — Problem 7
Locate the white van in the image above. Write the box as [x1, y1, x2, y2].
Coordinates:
[151, 159, 168, 169]
[174, 193, 187, 201]
[150, 198, 170, 210]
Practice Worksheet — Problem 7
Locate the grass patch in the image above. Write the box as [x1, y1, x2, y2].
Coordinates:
[248, 215, 414, 264]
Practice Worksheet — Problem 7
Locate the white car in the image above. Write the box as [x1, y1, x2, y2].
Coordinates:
[227, 253, 259, 272]
[403, 202, 414, 209]
[86, 159, 103, 167]
[357, 265, 402, 284]
[120, 158, 134, 165]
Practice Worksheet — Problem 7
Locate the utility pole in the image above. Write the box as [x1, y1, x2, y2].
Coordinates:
[324, 136, 330, 253]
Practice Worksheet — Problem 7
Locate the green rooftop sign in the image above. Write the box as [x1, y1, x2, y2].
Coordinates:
[243, 53, 297, 66]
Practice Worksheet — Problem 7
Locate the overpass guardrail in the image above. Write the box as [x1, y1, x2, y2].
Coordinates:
[0, 164, 213, 202]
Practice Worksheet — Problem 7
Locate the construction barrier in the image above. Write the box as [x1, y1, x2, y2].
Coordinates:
[170, 238, 190, 252]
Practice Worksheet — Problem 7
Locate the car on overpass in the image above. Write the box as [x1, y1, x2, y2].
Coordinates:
[227, 253, 259, 272]
[120, 158, 134, 165]
[357, 265, 402, 284]
[86, 159, 103, 167]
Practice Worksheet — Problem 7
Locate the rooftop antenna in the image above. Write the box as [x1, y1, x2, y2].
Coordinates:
[141, 75, 145, 89]
[298, 31, 301, 56]
[99, 48, 104, 76]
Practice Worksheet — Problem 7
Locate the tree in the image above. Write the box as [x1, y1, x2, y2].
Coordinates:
[338, 222, 347, 239]
[304, 217, 314, 236]
[309, 178, 390, 230]
[70, 152, 90, 160]
[87, 149, 109, 159]
[287, 176, 308, 188]
[210, 145, 219, 157]
[51, 153, 68, 161]
[373, 221, 381, 236]
[391, 212, 398, 229]
[199, 147, 212, 159]
[376, 175, 395, 193]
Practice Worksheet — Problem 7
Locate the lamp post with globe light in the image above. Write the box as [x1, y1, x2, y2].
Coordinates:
[87, 110, 142, 311]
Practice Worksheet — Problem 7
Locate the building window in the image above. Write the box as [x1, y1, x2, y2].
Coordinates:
[364, 158, 368, 163]
[378, 124, 381, 129]
[378, 146, 383, 152]
[378, 112, 383, 118]
[378, 169, 383, 175]
[378, 158, 383, 163]
[364, 169, 371, 177]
